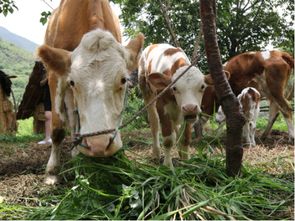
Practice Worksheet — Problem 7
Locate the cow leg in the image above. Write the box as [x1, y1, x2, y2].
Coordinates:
[269, 95, 293, 139]
[148, 103, 161, 160]
[64, 89, 80, 157]
[261, 101, 279, 139]
[45, 74, 66, 185]
[157, 102, 175, 168]
[45, 128, 65, 185]
[282, 111, 294, 140]
[64, 89, 76, 138]
[179, 122, 192, 160]
[139, 74, 161, 160]
[242, 122, 251, 147]
[249, 122, 256, 147]
[265, 68, 294, 139]
[194, 115, 210, 142]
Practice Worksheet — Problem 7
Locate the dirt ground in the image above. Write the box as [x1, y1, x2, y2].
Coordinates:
[0, 129, 294, 207]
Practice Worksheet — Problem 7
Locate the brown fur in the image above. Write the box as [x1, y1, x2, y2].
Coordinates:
[248, 87, 261, 107]
[164, 48, 182, 56]
[52, 128, 66, 144]
[170, 58, 187, 75]
[45, 0, 121, 50]
[200, 50, 294, 139]
[240, 93, 250, 115]
[38, 46, 71, 75]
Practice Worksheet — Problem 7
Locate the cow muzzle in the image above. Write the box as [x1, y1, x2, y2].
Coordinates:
[182, 104, 200, 122]
[78, 134, 122, 157]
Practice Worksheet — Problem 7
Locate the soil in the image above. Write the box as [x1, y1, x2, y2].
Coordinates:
[0, 129, 293, 207]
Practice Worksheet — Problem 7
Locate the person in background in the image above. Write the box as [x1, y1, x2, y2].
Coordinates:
[38, 81, 52, 145]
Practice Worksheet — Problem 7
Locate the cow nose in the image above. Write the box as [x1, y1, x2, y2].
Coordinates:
[81, 135, 121, 157]
[182, 104, 198, 115]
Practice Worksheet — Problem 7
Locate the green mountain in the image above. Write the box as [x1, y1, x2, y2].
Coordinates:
[0, 26, 38, 52]
[0, 38, 35, 105]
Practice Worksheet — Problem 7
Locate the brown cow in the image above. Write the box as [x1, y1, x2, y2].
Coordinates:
[198, 50, 294, 141]
[38, 0, 144, 185]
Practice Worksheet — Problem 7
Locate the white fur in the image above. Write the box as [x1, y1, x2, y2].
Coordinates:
[139, 44, 208, 168]
[216, 87, 261, 147]
[143, 44, 191, 73]
[55, 77, 68, 122]
[261, 51, 271, 60]
[55, 28, 136, 152]
[172, 66, 205, 114]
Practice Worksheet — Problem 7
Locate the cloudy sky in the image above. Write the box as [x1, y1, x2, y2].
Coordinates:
[0, 0, 122, 45]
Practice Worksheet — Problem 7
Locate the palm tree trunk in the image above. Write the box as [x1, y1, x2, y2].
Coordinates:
[200, 0, 245, 176]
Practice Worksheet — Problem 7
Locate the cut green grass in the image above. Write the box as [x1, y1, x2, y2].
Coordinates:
[26, 151, 294, 220]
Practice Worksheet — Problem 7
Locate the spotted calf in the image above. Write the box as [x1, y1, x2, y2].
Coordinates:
[138, 44, 213, 168]
[216, 87, 261, 147]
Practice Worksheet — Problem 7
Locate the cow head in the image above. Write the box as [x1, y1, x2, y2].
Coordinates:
[38, 29, 144, 157]
[148, 66, 213, 121]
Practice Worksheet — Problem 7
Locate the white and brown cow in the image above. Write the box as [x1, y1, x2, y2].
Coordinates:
[216, 87, 261, 147]
[39, 29, 143, 184]
[138, 44, 213, 168]
[199, 50, 294, 141]
[37, 0, 144, 185]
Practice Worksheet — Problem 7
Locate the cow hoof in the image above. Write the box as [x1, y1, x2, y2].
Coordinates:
[163, 158, 174, 170]
[44, 175, 59, 185]
[152, 148, 161, 160]
[179, 152, 190, 160]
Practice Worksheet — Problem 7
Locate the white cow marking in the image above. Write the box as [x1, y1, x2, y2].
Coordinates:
[261, 51, 271, 60]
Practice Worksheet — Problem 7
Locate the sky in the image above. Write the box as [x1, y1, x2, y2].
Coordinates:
[0, 0, 122, 45]
[0, 0, 60, 44]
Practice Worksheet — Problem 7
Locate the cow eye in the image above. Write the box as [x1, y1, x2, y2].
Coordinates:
[201, 84, 205, 90]
[69, 80, 75, 87]
[172, 86, 177, 92]
[121, 77, 127, 84]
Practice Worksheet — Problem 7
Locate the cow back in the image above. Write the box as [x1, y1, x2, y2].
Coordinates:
[45, 0, 121, 50]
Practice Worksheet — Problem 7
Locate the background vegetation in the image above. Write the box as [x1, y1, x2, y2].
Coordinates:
[0, 38, 35, 105]
[113, 0, 293, 70]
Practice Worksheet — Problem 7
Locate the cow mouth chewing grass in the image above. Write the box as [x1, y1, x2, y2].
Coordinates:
[184, 114, 197, 122]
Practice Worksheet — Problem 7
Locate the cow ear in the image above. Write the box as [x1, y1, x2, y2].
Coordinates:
[204, 74, 214, 85]
[148, 73, 171, 90]
[224, 70, 230, 80]
[38, 45, 71, 76]
[125, 33, 144, 71]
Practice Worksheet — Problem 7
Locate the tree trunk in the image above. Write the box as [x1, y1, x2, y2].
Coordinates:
[200, 0, 245, 176]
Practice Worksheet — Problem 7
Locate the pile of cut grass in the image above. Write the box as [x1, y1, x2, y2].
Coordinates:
[27, 151, 293, 220]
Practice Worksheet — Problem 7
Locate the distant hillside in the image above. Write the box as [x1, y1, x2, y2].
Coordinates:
[0, 26, 38, 52]
[0, 38, 35, 104]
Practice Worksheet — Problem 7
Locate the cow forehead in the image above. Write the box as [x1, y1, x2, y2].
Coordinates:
[69, 29, 128, 81]
[172, 66, 204, 87]
[70, 48, 127, 84]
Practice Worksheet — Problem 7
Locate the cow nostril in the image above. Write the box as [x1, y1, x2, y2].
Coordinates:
[182, 104, 198, 113]
[106, 136, 114, 150]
